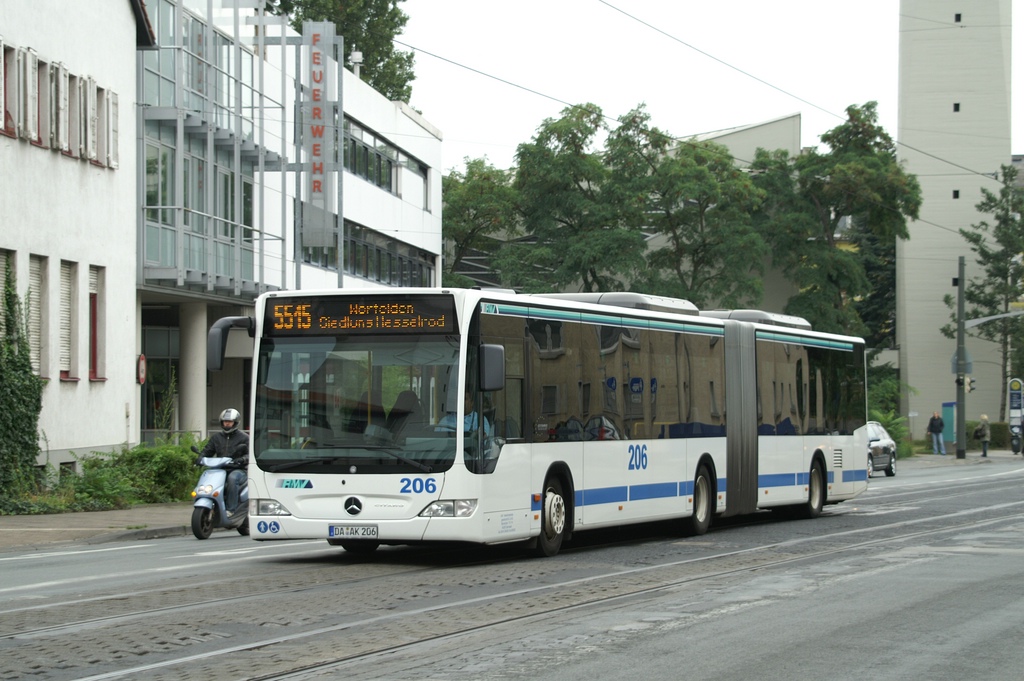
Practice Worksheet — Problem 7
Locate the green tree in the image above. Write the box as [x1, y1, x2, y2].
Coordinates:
[0, 260, 44, 497]
[850, 215, 898, 349]
[605, 106, 767, 308]
[441, 158, 518, 288]
[266, 0, 415, 102]
[513, 104, 645, 292]
[752, 102, 921, 335]
[942, 164, 1024, 421]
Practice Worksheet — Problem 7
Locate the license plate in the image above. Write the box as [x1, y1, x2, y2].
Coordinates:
[329, 525, 378, 539]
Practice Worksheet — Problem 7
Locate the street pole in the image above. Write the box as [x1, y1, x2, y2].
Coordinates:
[956, 256, 966, 459]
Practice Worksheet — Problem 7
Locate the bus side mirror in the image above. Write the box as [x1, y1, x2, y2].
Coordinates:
[479, 344, 505, 392]
[208, 316, 254, 371]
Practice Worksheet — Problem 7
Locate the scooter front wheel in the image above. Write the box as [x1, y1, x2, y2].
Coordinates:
[191, 507, 215, 539]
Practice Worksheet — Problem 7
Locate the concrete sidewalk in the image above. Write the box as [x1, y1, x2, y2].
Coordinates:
[0, 448, 1019, 553]
[0, 501, 195, 552]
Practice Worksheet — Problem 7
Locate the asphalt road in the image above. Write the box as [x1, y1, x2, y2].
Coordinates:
[1, 451, 1023, 680]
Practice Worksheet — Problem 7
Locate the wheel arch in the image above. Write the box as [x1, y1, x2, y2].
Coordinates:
[811, 447, 829, 505]
[543, 461, 575, 540]
[694, 452, 720, 514]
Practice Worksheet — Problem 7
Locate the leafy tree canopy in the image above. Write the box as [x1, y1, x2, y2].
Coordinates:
[266, 0, 415, 102]
[605, 106, 767, 308]
[441, 158, 518, 288]
[513, 104, 646, 292]
[752, 102, 921, 336]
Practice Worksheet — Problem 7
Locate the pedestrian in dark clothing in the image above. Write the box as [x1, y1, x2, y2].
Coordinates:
[927, 411, 946, 455]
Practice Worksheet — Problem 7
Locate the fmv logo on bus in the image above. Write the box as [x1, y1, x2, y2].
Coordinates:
[277, 479, 313, 489]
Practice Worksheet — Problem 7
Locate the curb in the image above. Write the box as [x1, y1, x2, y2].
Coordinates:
[84, 525, 190, 545]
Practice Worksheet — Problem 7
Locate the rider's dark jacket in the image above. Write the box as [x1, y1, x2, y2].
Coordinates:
[199, 429, 249, 466]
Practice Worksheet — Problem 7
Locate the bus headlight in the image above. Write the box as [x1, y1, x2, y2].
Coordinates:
[419, 499, 478, 518]
[251, 499, 292, 516]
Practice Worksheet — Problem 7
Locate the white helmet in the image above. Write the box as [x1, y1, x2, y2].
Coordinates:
[219, 408, 241, 434]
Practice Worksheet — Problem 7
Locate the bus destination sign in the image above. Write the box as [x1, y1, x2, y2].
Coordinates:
[265, 296, 456, 336]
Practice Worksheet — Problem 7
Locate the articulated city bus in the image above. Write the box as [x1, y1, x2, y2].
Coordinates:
[208, 288, 868, 556]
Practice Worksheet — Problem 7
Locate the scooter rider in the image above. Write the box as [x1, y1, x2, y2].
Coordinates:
[198, 408, 249, 511]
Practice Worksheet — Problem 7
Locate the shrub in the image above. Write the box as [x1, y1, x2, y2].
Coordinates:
[870, 408, 911, 458]
[0, 436, 202, 515]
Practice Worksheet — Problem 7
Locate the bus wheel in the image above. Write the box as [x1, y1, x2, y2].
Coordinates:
[340, 541, 380, 554]
[682, 465, 712, 536]
[536, 476, 567, 557]
[800, 460, 825, 519]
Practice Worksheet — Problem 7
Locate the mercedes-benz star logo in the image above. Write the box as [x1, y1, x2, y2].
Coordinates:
[344, 497, 362, 516]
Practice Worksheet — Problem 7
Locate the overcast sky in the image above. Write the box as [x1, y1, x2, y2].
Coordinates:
[397, 0, 1021, 174]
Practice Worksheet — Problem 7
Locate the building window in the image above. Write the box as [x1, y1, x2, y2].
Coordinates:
[88, 266, 104, 380]
[59, 260, 76, 380]
[953, 190, 960, 199]
[955, 13, 962, 22]
[953, 102, 960, 112]
[28, 255, 45, 375]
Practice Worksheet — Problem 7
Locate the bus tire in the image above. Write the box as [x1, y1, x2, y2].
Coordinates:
[800, 459, 825, 519]
[682, 465, 713, 536]
[536, 476, 567, 557]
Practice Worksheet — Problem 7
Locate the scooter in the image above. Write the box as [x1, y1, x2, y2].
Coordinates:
[190, 445, 249, 539]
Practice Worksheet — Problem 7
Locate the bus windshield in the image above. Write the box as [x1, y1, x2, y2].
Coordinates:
[253, 333, 462, 474]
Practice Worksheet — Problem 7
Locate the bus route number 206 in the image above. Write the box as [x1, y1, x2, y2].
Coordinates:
[628, 444, 648, 470]
[400, 477, 438, 494]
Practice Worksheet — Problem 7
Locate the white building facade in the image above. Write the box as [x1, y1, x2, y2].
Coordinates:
[2, 0, 443, 470]
[1, 0, 154, 470]
[896, 0, 1011, 437]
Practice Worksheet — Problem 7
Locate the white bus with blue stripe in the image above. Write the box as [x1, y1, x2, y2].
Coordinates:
[213, 288, 868, 556]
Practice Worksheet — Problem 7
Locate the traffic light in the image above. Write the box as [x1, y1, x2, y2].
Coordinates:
[966, 376, 977, 392]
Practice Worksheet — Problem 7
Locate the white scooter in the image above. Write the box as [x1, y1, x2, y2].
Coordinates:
[190, 445, 249, 539]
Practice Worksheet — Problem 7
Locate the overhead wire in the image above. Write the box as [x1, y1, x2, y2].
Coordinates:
[391, 2, 1007, 239]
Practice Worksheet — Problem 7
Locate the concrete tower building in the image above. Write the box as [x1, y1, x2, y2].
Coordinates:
[897, 1, 1011, 438]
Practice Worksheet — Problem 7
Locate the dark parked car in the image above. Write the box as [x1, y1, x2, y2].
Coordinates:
[867, 421, 896, 477]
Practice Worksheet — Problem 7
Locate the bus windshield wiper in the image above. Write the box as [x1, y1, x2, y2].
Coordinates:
[363, 446, 433, 473]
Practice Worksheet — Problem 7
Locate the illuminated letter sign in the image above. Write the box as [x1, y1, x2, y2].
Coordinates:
[266, 296, 457, 337]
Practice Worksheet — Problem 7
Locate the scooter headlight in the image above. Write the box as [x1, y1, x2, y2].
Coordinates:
[196, 484, 214, 496]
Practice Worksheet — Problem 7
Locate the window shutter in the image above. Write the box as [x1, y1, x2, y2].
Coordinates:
[60, 261, 72, 373]
[25, 49, 38, 142]
[14, 48, 25, 138]
[108, 91, 118, 168]
[28, 255, 42, 373]
[77, 77, 86, 158]
[85, 77, 97, 161]
[56, 64, 69, 152]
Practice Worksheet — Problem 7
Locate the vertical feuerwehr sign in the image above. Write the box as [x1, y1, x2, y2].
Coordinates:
[300, 22, 337, 250]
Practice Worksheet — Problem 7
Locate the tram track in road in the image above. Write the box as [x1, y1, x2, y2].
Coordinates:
[39, 500, 1024, 681]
